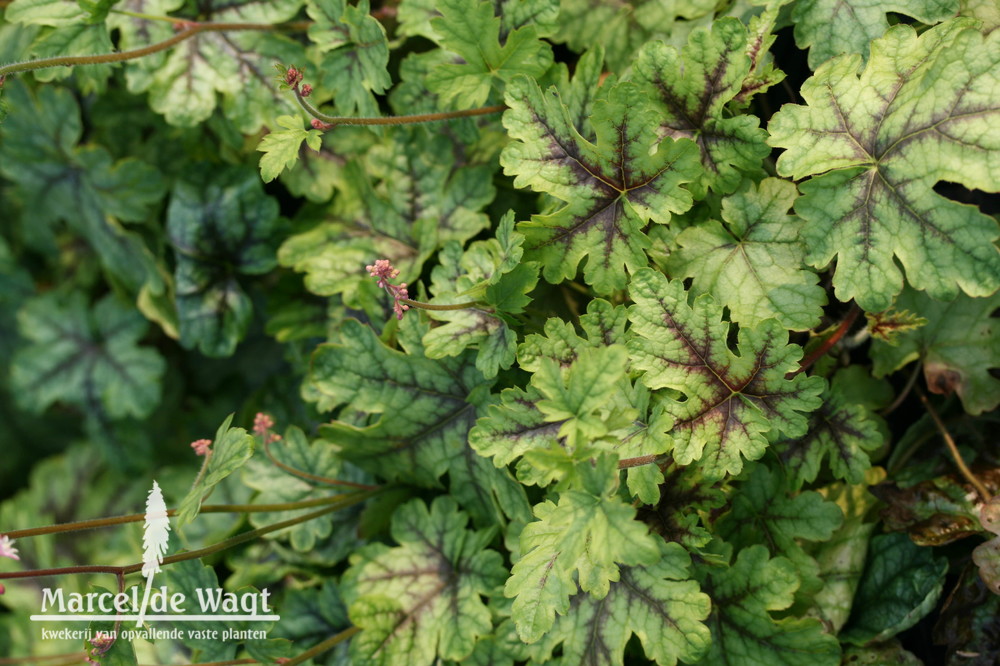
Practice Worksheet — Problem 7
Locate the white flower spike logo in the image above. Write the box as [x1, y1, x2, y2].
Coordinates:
[137, 481, 170, 627]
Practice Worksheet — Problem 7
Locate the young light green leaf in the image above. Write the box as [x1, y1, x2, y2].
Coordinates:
[307, 0, 391, 116]
[426, 0, 553, 107]
[532, 346, 629, 449]
[11, 293, 165, 420]
[167, 167, 282, 358]
[627, 269, 825, 479]
[792, 0, 959, 69]
[840, 533, 948, 645]
[341, 497, 506, 665]
[502, 77, 701, 294]
[257, 115, 323, 183]
[506, 454, 662, 642]
[312, 318, 487, 486]
[768, 20, 1000, 312]
[871, 288, 1000, 415]
[695, 546, 841, 665]
[176, 415, 255, 528]
[632, 18, 771, 197]
[666, 178, 826, 330]
[532, 540, 711, 666]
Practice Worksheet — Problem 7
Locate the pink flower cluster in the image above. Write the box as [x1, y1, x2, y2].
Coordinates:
[366, 259, 410, 320]
[85, 631, 115, 664]
[190, 438, 212, 456]
[254, 412, 281, 445]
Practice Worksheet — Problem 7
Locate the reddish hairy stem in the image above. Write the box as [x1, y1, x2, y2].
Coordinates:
[0, 490, 380, 581]
[618, 455, 659, 469]
[0, 22, 280, 80]
[787, 303, 862, 378]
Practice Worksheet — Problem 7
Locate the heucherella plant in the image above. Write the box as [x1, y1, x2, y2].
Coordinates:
[0, 0, 998, 664]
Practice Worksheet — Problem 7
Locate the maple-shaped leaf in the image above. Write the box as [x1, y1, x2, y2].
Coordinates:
[530, 540, 711, 666]
[632, 18, 772, 197]
[506, 454, 662, 642]
[279, 129, 493, 306]
[637, 462, 727, 548]
[553, 0, 717, 71]
[122, 0, 306, 131]
[398, 0, 559, 42]
[307, 0, 391, 116]
[311, 318, 488, 486]
[627, 269, 825, 479]
[792, 0, 958, 69]
[768, 20, 1000, 312]
[0, 81, 165, 293]
[666, 178, 826, 330]
[501, 77, 701, 294]
[422, 214, 539, 378]
[167, 167, 282, 358]
[694, 545, 841, 665]
[341, 497, 506, 665]
[871, 287, 1000, 415]
[776, 366, 890, 489]
[716, 464, 844, 602]
[426, 0, 553, 107]
[10, 292, 165, 420]
[257, 115, 323, 183]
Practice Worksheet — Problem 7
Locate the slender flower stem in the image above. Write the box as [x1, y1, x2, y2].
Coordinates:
[916, 387, 992, 502]
[0, 22, 279, 80]
[3, 495, 355, 540]
[0, 489, 381, 581]
[263, 438, 378, 490]
[398, 298, 485, 311]
[618, 455, 660, 469]
[294, 86, 505, 127]
[788, 303, 862, 378]
[283, 627, 362, 666]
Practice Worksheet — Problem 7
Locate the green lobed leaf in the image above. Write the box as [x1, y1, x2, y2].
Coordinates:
[792, 0, 959, 69]
[632, 18, 772, 198]
[776, 366, 890, 489]
[501, 77, 701, 294]
[11, 293, 165, 420]
[627, 269, 826, 479]
[695, 545, 841, 665]
[307, 0, 392, 116]
[531, 540, 711, 666]
[341, 496, 506, 665]
[167, 167, 282, 358]
[505, 454, 662, 642]
[0, 82, 166, 293]
[840, 532, 949, 645]
[426, 0, 554, 107]
[870, 287, 1000, 415]
[768, 20, 1000, 312]
[257, 115, 323, 183]
[176, 415, 255, 528]
[312, 318, 488, 486]
[716, 463, 844, 602]
[666, 178, 826, 330]
[553, 0, 717, 71]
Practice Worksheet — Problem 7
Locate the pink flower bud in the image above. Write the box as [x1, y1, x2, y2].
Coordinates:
[190, 439, 212, 456]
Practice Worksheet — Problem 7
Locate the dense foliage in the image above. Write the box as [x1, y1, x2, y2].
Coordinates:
[1, 0, 999, 664]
